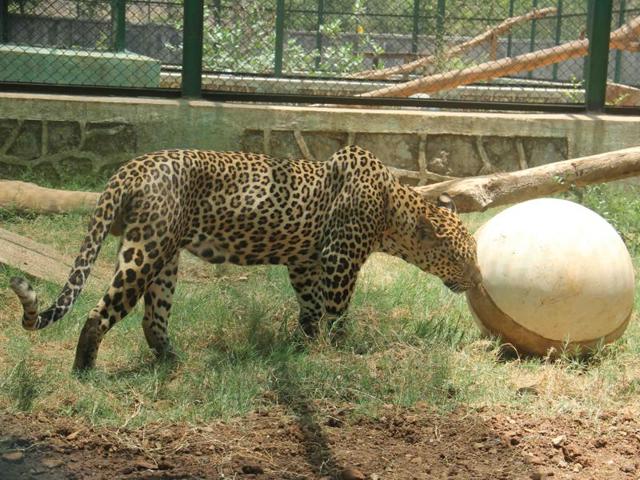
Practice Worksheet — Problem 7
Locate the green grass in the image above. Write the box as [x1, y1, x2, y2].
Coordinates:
[1, 182, 639, 427]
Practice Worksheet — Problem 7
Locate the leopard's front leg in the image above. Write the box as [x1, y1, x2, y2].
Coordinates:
[288, 263, 325, 337]
[319, 251, 363, 334]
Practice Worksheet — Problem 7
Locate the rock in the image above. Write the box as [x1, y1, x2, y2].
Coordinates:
[326, 416, 344, 428]
[594, 438, 607, 448]
[551, 435, 566, 448]
[134, 459, 157, 470]
[517, 385, 539, 396]
[42, 458, 65, 468]
[341, 467, 366, 480]
[2, 450, 24, 462]
[621, 463, 636, 473]
[241, 463, 264, 474]
[65, 430, 81, 441]
[528, 455, 544, 465]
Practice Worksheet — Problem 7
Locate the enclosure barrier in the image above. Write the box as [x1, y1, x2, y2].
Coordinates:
[0, 0, 638, 112]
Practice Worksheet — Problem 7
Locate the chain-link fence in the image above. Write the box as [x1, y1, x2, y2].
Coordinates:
[1, 0, 639, 108]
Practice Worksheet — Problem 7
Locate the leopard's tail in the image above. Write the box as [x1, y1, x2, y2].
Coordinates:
[10, 181, 127, 331]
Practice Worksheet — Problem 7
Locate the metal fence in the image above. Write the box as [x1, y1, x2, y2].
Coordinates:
[0, 0, 638, 111]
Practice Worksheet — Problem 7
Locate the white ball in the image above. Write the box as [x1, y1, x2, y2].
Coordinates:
[466, 198, 635, 357]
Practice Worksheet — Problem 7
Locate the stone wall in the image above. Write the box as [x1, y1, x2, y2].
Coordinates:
[0, 92, 638, 187]
[0, 118, 136, 179]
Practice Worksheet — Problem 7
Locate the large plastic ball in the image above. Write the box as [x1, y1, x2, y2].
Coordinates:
[466, 198, 635, 357]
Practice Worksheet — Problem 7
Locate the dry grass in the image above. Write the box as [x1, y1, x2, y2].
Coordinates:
[1, 184, 639, 427]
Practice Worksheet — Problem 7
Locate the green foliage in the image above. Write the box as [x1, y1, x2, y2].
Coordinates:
[569, 183, 640, 254]
[171, 1, 384, 75]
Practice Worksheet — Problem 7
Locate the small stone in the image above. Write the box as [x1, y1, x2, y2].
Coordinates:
[529, 455, 544, 465]
[42, 458, 64, 469]
[517, 385, 539, 396]
[370, 474, 381, 480]
[65, 430, 81, 440]
[326, 416, 343, 428]
[341, 467, 366, 480]
[2, 450, 24, 462]
[594, 438, 607, 448]
[621, 463, 636, 473]
[572, 463, 582, 473]
[134, 459, 157, 470]
[551, 435, 566, 448]
[241, 463, 264, 475]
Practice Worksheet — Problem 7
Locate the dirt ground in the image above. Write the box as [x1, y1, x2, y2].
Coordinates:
[1, 405, 639, 480]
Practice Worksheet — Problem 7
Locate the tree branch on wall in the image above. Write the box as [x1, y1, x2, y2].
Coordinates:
[359, 16, 640, 98]
[350, 7, 558, 81]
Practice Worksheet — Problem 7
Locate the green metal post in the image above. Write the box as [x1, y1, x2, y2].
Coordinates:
[0, 0, 8, 44]
[506, 0, 515, 57]
[585, 0, 613, 112]
[274, 0, 285, 77]
[527, 0, 538, 79]
[411, 0, 420, 54]
[315, 0, 325, 70]
[182, 0, 204, 98]
[436, 0, 445, 51]
[112, 0, 126, 52]
[583, 0, 595, 80]
[552, 0, 563, 81]
[614, 0, 626, 83]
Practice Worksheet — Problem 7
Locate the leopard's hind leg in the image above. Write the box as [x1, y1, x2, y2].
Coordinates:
[73, 238, 178, 371]
[142, 254, 179, 360]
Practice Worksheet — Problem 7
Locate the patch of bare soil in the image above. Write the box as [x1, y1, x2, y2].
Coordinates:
[1, 405, 639, 480]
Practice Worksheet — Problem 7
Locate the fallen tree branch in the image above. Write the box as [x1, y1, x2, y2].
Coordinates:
[414, 145, 640, 213]
[2, 147, 640, 216]
[360, 15, 640, 97]
[351, 7, 557, 80]
[0, 180, 99, 213]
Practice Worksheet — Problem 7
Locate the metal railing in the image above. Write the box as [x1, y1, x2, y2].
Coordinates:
[0, 0, 638, 112]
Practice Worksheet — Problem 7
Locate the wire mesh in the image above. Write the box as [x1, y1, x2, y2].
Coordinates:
[0, 0, 639, 107]
[0, 0, 178, 88]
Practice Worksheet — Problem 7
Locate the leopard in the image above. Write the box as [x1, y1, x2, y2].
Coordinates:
[10, 145, 481, 371]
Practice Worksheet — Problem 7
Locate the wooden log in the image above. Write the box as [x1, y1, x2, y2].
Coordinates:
[0, 180, 99, 213]
[360, 15, 640, 98]
[351, 7, 557, 81]
[414, 146, 640, 213]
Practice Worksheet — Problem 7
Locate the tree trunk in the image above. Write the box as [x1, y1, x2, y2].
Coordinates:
[414, 146, 640, 213]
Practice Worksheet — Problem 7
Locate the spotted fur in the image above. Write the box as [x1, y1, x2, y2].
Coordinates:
[10, 146, 480, 371]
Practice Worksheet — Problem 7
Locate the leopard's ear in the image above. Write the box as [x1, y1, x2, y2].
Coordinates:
[416, 215, 437, 243]
[437, 193, 456, 213]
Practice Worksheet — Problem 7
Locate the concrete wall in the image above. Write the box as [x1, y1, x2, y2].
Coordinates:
[0, 92, 639, 184]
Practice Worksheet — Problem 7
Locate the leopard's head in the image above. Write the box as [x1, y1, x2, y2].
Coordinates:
[413, 194, 481, 293]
